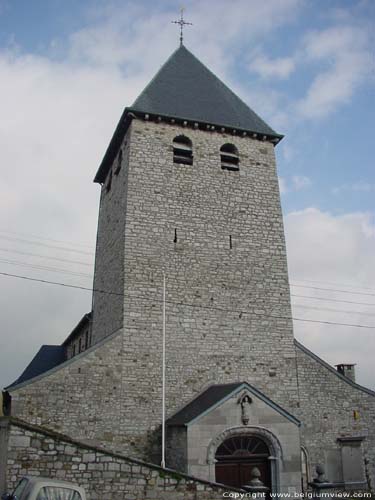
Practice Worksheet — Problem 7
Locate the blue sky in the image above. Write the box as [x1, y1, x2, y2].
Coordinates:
[0, 0, 374, 388]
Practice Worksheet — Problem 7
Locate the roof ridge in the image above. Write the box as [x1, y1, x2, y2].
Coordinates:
[178, 47, 277, 136]
[132, 45, 182, 108]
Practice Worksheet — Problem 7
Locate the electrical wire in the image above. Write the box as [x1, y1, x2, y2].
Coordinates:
[290, 294, 375, 307]
[292, 303, 375, 317]
[290, 283, 375, 297]
[0, 229, 93, 249]
[290, 277, 375, 293]
[0, 235, 94, 256]
[0, 259, 93, 278]
[0, 248, 93, 266]
[1, 271, 374, 329]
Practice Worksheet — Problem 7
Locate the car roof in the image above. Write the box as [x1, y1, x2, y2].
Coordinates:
[22, 476, 85, 493]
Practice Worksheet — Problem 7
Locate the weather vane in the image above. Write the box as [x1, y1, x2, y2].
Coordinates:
[172, 7, 193, 46]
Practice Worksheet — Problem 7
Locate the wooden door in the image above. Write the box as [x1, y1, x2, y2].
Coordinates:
[215, 435, 271, 490]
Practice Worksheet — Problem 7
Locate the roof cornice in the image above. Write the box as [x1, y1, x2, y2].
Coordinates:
[93, 108, 283, 184]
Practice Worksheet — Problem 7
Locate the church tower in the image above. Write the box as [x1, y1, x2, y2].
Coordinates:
[7, 42, 375, 497]
[91, 44, 300, 475]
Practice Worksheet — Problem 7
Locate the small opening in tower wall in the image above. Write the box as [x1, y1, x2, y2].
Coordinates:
[114, 149, 122, 175]
[220, 143, 239, 171]
[229, 235, 232, 249]
[174, 228, 178, 243]
[173, 135, 193, 165]
[106, 170, 112, 192]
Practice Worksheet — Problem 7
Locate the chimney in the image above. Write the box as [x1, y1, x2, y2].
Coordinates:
[335, 364, 356, 382]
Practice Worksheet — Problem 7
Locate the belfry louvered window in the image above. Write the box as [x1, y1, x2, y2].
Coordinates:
[173, 135, 193, 165]
[220, 143, 239, 171]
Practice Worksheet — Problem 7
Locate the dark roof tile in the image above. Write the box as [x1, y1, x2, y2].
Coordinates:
[6, 345, 66, 389]
[94, 45, 282, 183]
[131, 45, 279, 136]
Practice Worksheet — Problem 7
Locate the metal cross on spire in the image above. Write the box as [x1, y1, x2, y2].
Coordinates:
[172, 7, 192, 46]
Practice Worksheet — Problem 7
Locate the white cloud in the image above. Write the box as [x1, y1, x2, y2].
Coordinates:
[0, 0, 374, 395]
[278, 176, 287, 194]
[0, 0, 305, 388]
[333, 182, 375, 195]
[278, 175, 312, 194]
[285, 208, 375, 389]
[249, 54, 295, 79]
[297, 25, 374, 118]
[292, 175, 312, 190]
[0, 49, 130, 387]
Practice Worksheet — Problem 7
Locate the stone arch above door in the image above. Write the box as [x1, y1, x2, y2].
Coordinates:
[207, 426, 282, 492]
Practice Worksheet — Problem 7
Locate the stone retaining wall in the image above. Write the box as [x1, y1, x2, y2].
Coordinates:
[0, 417, 235, 500]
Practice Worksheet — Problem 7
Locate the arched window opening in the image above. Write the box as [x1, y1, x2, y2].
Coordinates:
[216, 435, 269, 459]
[173, 135, 193, 165]
[220, 143, 239, 171]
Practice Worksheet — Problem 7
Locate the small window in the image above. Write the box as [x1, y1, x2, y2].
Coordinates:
[11, 478, 29, 499]
[72, 344, 76, 357]
[114, 149, 122, 175]
[79, 338, 82, 353]
[106, 169, 112, 192]
[173, 135, 193, 165]
[36, 486, 83, 500]
[85, 330, 89, 349]
[220, 143, 239, 171]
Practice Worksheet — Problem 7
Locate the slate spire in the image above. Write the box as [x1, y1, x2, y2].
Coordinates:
[95, 45, 282, 183]
[130, 45, 280, 138]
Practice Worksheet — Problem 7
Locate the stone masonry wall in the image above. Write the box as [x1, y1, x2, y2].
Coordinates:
[91, 128, 131, 344]
[10, 117, 298, 462]
[0, 417, 234, 500]
[10, 331, 129, 454]
[66, 320, 92, 360]
[295, 341, 375, 491]
[89, 116, 299, 455]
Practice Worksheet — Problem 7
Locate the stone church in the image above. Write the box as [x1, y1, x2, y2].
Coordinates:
[4, 44, 375, 494]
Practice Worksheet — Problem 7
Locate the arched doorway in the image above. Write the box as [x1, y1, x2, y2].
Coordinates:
[215, 435, 271, 489]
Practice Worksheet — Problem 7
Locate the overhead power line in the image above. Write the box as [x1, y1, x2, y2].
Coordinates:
[290, 283, 375, 297]
[291, 277, 375, 293]
[2, 254, 374, 309]
[290, 294, 375, 307]
[292, 303, 375, 317]
[0, 247, 93, 267]
[1, 271, 374, 329]
[0, 259, 93, 278]
[0, 235, 94, 256]
[0, 229, 93, 249]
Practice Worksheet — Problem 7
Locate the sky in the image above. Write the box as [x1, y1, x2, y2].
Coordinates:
[0, 0, 374, 390]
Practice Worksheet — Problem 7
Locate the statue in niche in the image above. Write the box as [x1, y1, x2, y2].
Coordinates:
[238, 393, 252, 425]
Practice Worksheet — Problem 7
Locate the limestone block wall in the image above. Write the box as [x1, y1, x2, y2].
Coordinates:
[295, 341, 375, 491]
[10, 116, 299, 465]
[65, 320, 92, 360]
[91, 129, 131, 344]
[90, 116, 299, 450]
[170, 390, 302, 492]
[0, 417, 234, 500]
[9, 331, 129, 454]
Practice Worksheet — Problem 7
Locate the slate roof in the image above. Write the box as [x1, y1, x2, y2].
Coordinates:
[166, 382, 300, 427]
[94, 45, 282, 183]
[6, 345, 66, 389]
[131, 45, 279, 137]
[167, 383, 241, 426]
